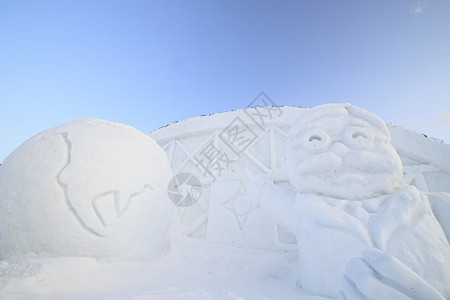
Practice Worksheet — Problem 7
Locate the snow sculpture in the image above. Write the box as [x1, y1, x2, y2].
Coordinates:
[258, 104, 450, 299]
[0, 118, 173, 261]
[150, 106, 450, 252]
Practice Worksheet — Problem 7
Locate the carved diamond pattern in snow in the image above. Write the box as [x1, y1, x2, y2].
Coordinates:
[221, 181, 260, 230]
[151, 108, 313, 248]
[159, 123, 290, 241]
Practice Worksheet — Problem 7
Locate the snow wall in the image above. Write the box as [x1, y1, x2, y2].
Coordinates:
[149, 106, 450, 250]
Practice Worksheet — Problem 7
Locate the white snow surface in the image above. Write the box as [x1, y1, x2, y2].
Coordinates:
[0, 118, 173, 262]
[0, 233, 323, 299]
[1, 105, 450, 299]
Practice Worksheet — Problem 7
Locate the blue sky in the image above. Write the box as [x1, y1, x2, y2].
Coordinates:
[1, 0, 449, 162]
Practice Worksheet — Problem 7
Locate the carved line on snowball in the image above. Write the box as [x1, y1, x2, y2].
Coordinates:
[126, 183, 158, 213]
[54, 132, 103, 237]
[56, 132, 162, 237]
[92, 184, 158, 227]
[92, 191, 118, 227]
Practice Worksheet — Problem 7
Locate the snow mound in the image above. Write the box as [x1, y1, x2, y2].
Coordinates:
[0, 118, 173, 261]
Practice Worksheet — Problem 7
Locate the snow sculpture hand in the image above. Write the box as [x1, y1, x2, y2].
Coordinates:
[340, 249, 445, 300]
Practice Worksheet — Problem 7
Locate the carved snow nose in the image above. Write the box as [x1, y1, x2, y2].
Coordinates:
[330, 142, 349, 157]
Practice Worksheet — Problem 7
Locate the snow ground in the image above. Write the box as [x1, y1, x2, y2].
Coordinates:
[0, 234, 323, 300]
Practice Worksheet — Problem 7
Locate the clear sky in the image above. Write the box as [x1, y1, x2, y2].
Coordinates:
[1, 0, 449, 162]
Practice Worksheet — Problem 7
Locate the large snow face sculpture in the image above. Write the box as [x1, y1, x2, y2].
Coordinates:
[260, 103, 450, 298]
[283, 103, 404, 200]
[0, 119, 173, 261]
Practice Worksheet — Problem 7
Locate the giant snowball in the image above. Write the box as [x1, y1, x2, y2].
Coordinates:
[0, 118, 174, 261]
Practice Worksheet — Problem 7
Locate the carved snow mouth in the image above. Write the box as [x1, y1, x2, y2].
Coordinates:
[335, 173, 367, 189]
[295, 151, 399, 177]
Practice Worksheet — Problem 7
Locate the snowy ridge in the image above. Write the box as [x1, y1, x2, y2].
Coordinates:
[152, 106, 450, 169]
[151, 107, 307, 143]
[388, 124, 450, 170]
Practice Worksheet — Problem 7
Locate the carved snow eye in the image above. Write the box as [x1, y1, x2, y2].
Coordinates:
[345, 127, 373, 148]
[303, 129, 330, 151]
